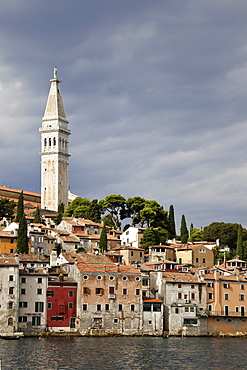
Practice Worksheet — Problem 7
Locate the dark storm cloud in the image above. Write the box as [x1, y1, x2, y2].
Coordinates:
[0, 0, 247, 229]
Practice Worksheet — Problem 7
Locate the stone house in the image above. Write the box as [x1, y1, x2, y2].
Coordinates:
[0, 257, 19, 334]
[0, 230, 17, 254]
[18, 267, 48, 335]
[176, 244, 214, 268]
[148, 245, 176, 263]
[152, 271, 207, 336]
[203, 270, 247, 335]
[120, 226, 147, 249]
[111, 246, 144, 265]
[142, 297, 163, 336]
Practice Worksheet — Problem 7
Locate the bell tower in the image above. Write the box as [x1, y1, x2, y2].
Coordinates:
[39, 67, 71, 211]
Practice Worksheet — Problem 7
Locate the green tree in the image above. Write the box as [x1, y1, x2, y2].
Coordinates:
[236, 224, 243, 259]
[139, 200, 168, 229]
[99, 225, 107, 253]
[124, 196, 146, 226]
[14, 191, 24, 222]
[101, 215, 116, 228]
[33, 206, 41, 223]
[168, 205, 176, 239]
[180, 214, 188, 244]
[54, 203, 64, 225]
[99, 194, 126, 229]
[189, 228, 204, 242]
[88, 199, 102, 223]
[0, 198, 15, 222]
[204, 222, 242, 251]
[16, 213, 28, 253]
[140, 228, 160, 252]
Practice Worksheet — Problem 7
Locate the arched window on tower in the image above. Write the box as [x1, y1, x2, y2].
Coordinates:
[65, 141, 67, 150]
[49, 138, 51, 147]
[53, 137, 56, 146]
[44, 138, 47, 148]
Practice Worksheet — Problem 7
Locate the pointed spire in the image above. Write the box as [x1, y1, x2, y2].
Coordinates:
[43, 66, 66, 120]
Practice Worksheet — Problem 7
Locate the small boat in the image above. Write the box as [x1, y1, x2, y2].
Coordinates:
[0, 335, 20, 340]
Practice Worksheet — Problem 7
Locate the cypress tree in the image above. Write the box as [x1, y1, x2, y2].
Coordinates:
[168, 205, 176, 239]
[17, 213, 28, 254]
[14, 191, 24, 222]
[236, 224, 243, 259]
[180, 214, 189, 244]
[99, 225, 107, 253]
[33, 206, 41, 223]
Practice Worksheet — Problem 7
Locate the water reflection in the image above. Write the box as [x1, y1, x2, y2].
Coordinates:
[0, 336, 246, 369]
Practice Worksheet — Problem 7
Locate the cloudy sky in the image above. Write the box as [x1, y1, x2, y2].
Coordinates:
[1, 0, 247, 230]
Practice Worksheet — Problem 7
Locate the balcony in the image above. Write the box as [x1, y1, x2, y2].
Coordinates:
[109, 293, 116, 299]
[208, 310, 246, 317]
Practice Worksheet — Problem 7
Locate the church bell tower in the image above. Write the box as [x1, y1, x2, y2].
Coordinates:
[39, 67, 71, 211]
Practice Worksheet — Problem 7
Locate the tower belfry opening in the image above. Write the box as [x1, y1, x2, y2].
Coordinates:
[39, 67, 71, 211]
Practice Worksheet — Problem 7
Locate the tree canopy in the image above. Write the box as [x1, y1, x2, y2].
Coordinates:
[0, 198, 15, 222]
[99, 194, 126, 229]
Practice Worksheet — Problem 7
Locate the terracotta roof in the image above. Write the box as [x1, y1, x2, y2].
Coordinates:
[203, 273, 247, 282]
[19, 268, 47, 275]
[0, 257, 18, 266]
[77, 263, 140, 274]
[61, 251, 114, 265]
[162, 272, 204, 283]
[19, 254, 49, 262]
[0, 231, 16, 238]
[142, 297, 163, 303]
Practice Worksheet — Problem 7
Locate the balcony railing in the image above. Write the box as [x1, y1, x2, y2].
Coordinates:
[208, 311, 246, 317]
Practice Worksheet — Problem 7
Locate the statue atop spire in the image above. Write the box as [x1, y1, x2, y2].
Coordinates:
[53, 65, 58, 79]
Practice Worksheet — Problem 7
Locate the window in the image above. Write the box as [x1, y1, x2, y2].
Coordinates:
[224, 293, 229, 301]
[113, 318, 119, 324]
[35, 302, 44, 312]
[185, 307, 189, 312]
[83, 275, 89, 280]
[83, 287, 91, 295]
[135, 276, 140, 281]
[143, 303, 152, 312]
[140, 252, 143, 257]
[70, 317, 76, 328]
[241, 285, 245, 290]
[208, 305, 212, 312]
[130, 304, 135, 311]
[8, 302, 13, 310]
[19, 302, 28, 308]
[105, 304, 109, 311]
[191, 285, 195, 289]
[123, 288, 127, 295]
[97, 304, 101, 311]
[202, 258, 206, 264]
[224, 306, 229, 316]
[199, 249, 205, 253]
[236, 307, 239, 313]
[32, 316, 41, 326]
[10, 249, 14, 253]
[208, 292, 213, 300]
[37, 278, 43, 284]
[175, 307, 179, 314]
[130, 251, 133, 256]
[96, 288, 104, 295]
[195, 258, 199, 263]
[190, 307, 194, 312]
[178, 284, 182, 288]
[240, 294, 245, 301]
[136, 289, 140, 296]
[37, 289, 42, 295]
[83, 304, 87, 311]
[183, 318, 197, 325]
[68, 303, 73, 309]
[20, 288, 26, 295]
[178, 292, 182, 299]
[142, 279, 148, 286]
[153, 303, 161, 312]
[207, 282, 213, 287]
[18, 316, 27, 323]
[109, 276, 115, 281]
[9, 275, 14, 282]
[122, 276, 128, 281]
[68, 290, 74, 297]
[47, 302, 52, 309]
[119, 304, 123, 311]
[223, 283, 229, 289]
[191, 293, 196, 300]
[96, 275, 102, 280]
[47, 290, 54, 297]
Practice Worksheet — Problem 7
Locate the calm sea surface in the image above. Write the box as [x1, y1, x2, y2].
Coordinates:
[0, 336, 246, 369]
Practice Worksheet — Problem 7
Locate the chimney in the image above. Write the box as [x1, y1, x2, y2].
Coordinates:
[59, 273, 64, 282]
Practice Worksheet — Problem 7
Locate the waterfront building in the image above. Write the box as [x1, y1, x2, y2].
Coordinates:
[18, 267, 48, 335]
[0, 257, 19, 335]
[46, 269, 77, 333]
[142, 296, 163, 335]
[39, 67, 71, 211]
[203, 270, 247, 335]
[152, 271, 207, 336]
[176, 244, 214, 268]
